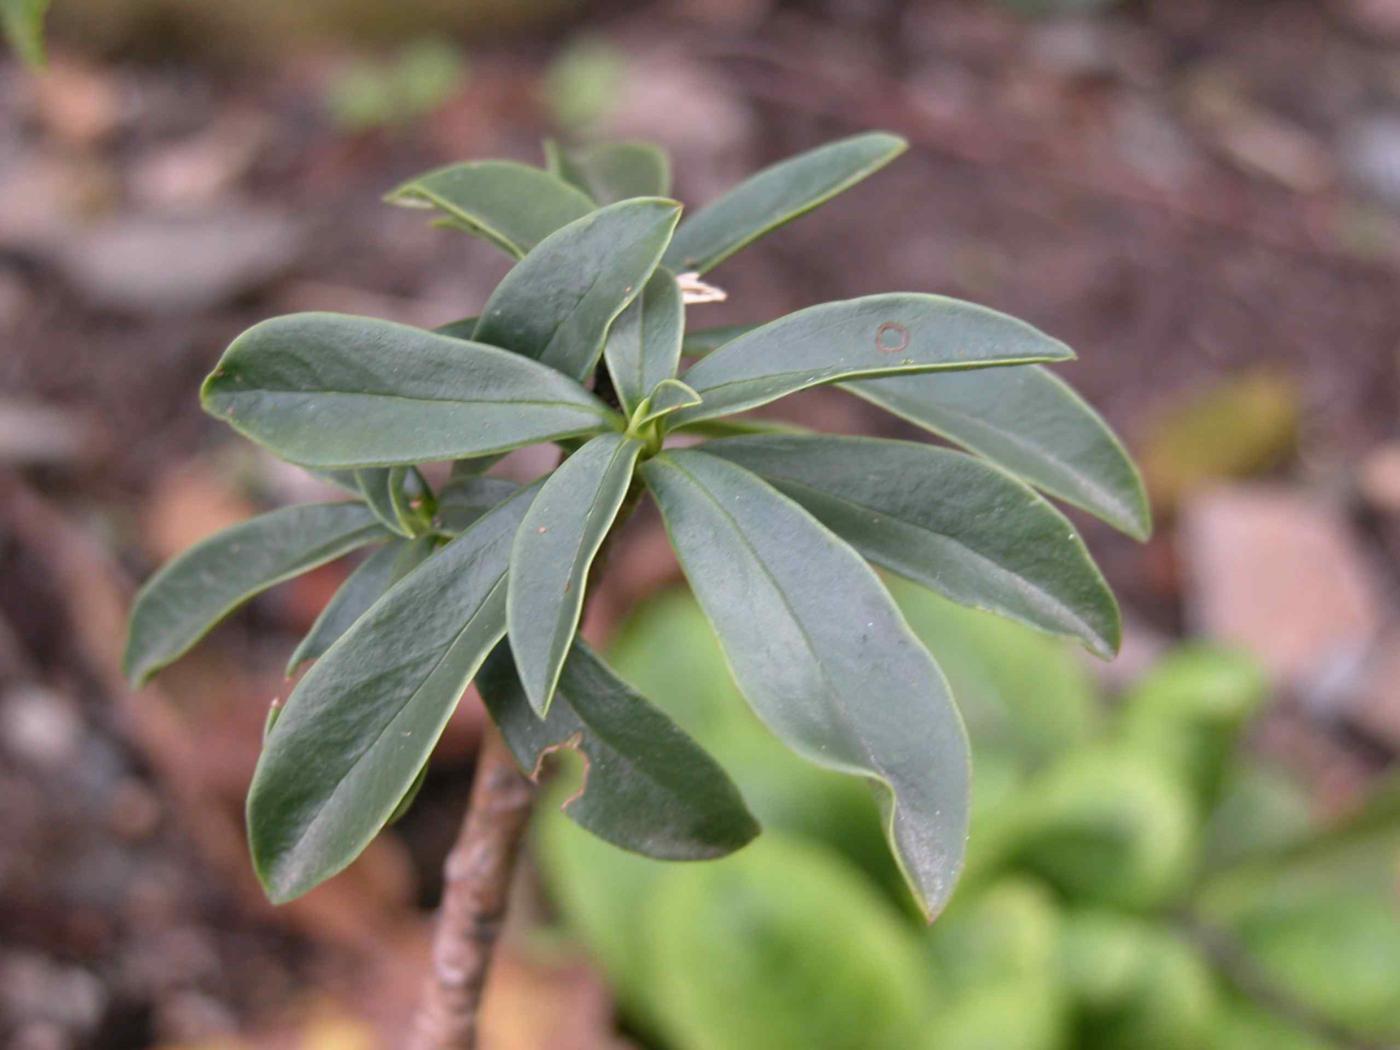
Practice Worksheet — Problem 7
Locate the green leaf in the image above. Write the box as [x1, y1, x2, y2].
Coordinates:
[385, 160, 594, 258]
[201, 313, 616, 469]
[682, 323, 755, 358]
[1059, 911, 1220, 1050]
[547, 140, 672, 204]
[672, 294, 1074, 426]
[1010, 746, 1197, 909]
[664, 131, 907, 274]
[671, 416, 812, 440]
[474, 199, 682, 383]
[603, 268, 684, 415]
[646, 835, 929, 1050]
[508, 433, 643, 713]
[386, 759, 430, 825]
[2, 0, 49, 66]
[354, 466, 431, 537]
[434, 474, 519, 535]
[247, 486, 537, 903]
[642, 449, 970, 918]
[124, 502, 386, 686]
[433, 315, 480, 340]
[632, 379, 701, 430]
[850, 365, 1151, 539]
[478, 641, 758, 858]
[700, 434, 1120, 657]
[286, 535, 436, 674]
[889, 580, 1101, 772]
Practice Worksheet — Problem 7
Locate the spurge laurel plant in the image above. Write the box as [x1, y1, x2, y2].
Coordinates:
[125, 132, 1147, 951]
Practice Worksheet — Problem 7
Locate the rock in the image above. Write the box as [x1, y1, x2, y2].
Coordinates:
[28, 60, 126, 148]
[0, 400, 100, 466]
[0, 953, 106, 1036]
[1179, 485, 1382, 688]
[128, 113, 269, 211]
[0, 686, 84, 769]
[1028, 17, 1117, 80]
[1346, 628, 1400, 747]
[1342, 114, 1400, 209]
[1141, 372, 1299, 515]
[54, 207, 302, 314]
[1359, 442, 1400, 514]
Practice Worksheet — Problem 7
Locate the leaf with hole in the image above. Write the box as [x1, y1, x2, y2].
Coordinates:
[509, 433, 643, 714]
[247, 485, 536, 902]
[479, 641, 758, 859]
[124, 502, 387, 685]
[201, 313, 616, 468]
[700, 434, 1120, 657]
[672, 294, 1074, 426]
[475, 199, 682, 383]
[643, 449, 970, 918]
[664, 131, 907, 274]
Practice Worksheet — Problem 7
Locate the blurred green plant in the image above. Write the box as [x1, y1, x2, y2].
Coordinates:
[325, 37, 468, 132]
[543, 36, 626, 130]
[2, 0, 50, 65]
[540, 588, 1400, 1049]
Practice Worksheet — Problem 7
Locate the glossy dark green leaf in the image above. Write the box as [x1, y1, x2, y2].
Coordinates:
[850, 366, 1151, 539]
[286, 536, 436, 674]
[672, 294, 1074, 426]
[603, 268, 684, 415]
[2, 0, 49, 66]
[248, 486, 537, 903]
[474, 199, 682, 383]
[124, 502, 386, 686]
[700, 434, 1120, 657]
[671, 416, 811, 440]
[681, 324, 754, 358]
[508, 433, 643, 713]
[385, 160, 594, 258]
[634, 379, 701, 429]
[547, 140, 672, 204]
[642, 449, 970, 918]
[434, 474, 520, 535]
[386, 759, 430, 826]
[201, 313, 616, 469]
[479, 641, 758, 859]
[433, 315, 479, 340]
[663, 132, 906, 274]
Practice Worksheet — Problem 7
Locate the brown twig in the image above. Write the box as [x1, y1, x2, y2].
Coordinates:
[410, 724, 535, 1050]
[412, 410, 646, 1048]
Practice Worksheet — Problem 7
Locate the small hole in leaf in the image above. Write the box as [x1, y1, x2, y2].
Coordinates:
[875, 322, 909, 354]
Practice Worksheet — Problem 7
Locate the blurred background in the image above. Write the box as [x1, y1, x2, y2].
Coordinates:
[1, 0, 1398, 1047]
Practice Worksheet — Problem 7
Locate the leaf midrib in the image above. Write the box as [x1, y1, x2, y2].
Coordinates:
[274, 572, 507, 885]
[657, 455, 884, 780]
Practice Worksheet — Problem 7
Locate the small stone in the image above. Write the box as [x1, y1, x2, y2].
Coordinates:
[1342, 114, 1400, 209]
[1028, 18, 1116, 80]
[1358, 442, 1400, 514]
[55, 207, 302, 314]
[0, 686, 83, 768]
[1180, 485, 1382, 687]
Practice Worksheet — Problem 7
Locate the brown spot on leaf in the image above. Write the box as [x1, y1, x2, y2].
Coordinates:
[875, 321, 910, 354]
